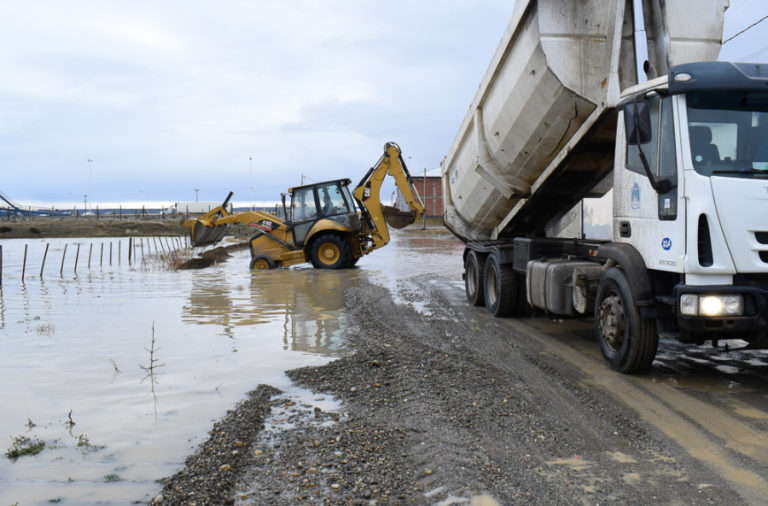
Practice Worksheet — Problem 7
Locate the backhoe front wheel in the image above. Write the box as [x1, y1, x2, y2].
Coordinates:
[595, 267, 658, 374]
[250, 254, 276, 269]
[310, 234, 352, 269]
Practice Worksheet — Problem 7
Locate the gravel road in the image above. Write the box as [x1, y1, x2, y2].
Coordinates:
[156, 271, 753, 505]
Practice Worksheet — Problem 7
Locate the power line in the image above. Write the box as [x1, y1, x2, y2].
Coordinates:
[723, 14, 768, 44]
[738, 44, 768, 62]
[726, 0, 752, 18]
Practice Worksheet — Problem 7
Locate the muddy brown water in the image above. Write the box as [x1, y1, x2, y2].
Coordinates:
[0, 232, 464, 505]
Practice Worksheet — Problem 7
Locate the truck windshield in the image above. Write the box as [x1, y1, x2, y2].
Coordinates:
[687, 91, 768, 178]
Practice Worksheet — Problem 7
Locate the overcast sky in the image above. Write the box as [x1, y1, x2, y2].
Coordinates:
[1, 0, 767, 208]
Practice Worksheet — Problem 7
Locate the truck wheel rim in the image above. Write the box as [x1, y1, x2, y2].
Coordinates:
[319, 244, 340, 265]
[467, 258, 477, 295]
[598, 292, 625, 351]
[487, 265, 498, 305]
[254, 258, 269, 269]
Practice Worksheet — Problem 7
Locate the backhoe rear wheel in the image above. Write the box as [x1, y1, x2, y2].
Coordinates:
[465, 250, 487, 306]
[310, 234, 352, 269]
[250, 254, 276, 269]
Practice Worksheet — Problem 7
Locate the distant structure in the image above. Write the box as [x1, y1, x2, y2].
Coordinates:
[396, 167, 442, 217]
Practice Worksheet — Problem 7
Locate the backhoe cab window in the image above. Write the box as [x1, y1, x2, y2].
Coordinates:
[317, 183, 349, 217]
[291, 187, 318, 221]
[686, 91, 768, 177]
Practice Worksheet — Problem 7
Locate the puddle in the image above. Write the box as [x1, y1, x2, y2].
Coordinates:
[0, 237, 358, 505]
[0, 231, 464, 504]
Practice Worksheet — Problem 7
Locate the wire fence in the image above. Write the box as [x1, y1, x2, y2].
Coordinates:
[0, 236, 192, 285]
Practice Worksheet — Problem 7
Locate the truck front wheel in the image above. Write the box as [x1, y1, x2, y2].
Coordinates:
[484, 253, 518, 317]
[465, 250, 487, 306]
[595, 267, 658, 374]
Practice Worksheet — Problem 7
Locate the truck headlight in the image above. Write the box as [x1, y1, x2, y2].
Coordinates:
[680, 294, 744, 316]
[680, 294, 698, 316]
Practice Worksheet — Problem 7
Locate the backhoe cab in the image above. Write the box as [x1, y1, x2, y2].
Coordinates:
[182, 142, 424, 270]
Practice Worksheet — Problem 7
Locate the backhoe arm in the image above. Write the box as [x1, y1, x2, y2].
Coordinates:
[352, 142, 424, 251]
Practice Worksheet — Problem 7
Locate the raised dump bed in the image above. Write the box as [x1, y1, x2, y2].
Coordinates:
[442, 0, 725, 242]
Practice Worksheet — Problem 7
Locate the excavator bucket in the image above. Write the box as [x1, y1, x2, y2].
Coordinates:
[381, 206, 419, 229]
[183, 219, 231, 247]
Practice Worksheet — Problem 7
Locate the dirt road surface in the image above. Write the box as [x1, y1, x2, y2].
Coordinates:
[158, 237, 768, 506]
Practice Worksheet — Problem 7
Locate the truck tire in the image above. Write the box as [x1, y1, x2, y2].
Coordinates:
[250, 254, 275, 269]
[484, 253, 518, 317]
[595, 267, 658, 374]
[310, 234, 352, 269]
[465, 250, 487, 306]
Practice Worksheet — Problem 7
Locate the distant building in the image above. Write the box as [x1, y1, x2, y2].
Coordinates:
[396, 167, 442, 217]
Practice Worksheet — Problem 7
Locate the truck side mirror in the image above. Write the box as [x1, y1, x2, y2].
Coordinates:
[624, 101, 652, 145]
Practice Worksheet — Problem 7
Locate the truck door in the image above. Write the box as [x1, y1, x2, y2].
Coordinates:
[614, 93, 686, 274]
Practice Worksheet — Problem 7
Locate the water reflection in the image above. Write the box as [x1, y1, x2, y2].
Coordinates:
[183, 268, 358, 356]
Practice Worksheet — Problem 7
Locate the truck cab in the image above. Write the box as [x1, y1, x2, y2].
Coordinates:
[616, 62, 768, 347]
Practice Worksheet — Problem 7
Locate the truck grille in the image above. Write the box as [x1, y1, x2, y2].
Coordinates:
[756, 232, 768, 245]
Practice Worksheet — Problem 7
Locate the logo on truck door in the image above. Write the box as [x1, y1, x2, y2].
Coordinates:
[662, 237, 672, 250]
[631, 183, 641, 210]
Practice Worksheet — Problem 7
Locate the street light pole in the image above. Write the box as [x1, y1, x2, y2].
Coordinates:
[195, 189, 199, 202]
[250, 157, 253, 211]
[87, 159, 92, 211]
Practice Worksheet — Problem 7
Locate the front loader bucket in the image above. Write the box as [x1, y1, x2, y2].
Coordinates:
[382, 206, 419, 229]
[184, 219, 231, 247]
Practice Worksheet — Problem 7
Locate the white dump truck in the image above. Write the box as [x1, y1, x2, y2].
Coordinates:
[442, 0, 768, 373]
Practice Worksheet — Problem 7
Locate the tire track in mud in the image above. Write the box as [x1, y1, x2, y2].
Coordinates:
[272, 279, 741, 505]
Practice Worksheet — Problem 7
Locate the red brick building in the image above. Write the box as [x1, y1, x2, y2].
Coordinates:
[396, 167, 443, 217]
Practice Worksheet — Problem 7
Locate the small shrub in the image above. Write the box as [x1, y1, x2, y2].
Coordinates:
[104, 473, 120, 482]
[29, 227, 41, 234]
[5, 435, 45, 460]
[0, 226, 11, 233]
[36, 323, 55, 337]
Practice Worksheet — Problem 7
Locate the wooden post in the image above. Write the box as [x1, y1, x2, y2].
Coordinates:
[141, 238, 145, 258]
[128, 238, 132, 264]
[159, 237, 166, 253]
[88, 243, 93, 269]
[74, 244, 80, 274]
[133, 238, 137, 261]
[40, 243, 49, 277]
[22, 244, 27, 282]
[100, 243, 104, 267]
[60, 244, 67, 276]
[109, 242, 113, 266]
[153, 237, 158, 254]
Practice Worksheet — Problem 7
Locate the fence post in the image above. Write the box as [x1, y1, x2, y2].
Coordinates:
[110, 242, 113, 266]
[74, 244, 80, 274]
[88, 243, 93, 269]
[40, 243, 49, 277]
[100, 243, 104, 267]
[22, 244, 27, 282]
[118, 241, 121, 265]
[128, 238, 132, 264]
[60, 244, 67, 277]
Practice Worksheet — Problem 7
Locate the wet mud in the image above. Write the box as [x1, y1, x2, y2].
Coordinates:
[158, 277, 746, 506]
[178, 243, 250, 270]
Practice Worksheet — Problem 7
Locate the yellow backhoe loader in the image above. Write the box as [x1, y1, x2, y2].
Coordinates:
[182, 142, 424, 269]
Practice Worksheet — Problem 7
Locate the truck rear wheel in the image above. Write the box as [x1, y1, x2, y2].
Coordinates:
[465, 250, 487, 306]
[595, 267, 658, 374]
[310, 234, 352, 269]
[484, 253, 518, 317]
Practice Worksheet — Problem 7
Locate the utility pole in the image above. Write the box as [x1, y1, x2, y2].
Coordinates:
[250, 157, 253, 211]
[87, 159, 93, 211]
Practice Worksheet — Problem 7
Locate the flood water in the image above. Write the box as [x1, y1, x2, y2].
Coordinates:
[0, 231, 464, 505]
